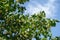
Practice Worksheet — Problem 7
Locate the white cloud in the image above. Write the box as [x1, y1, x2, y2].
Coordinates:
[25, 0, 56, 18]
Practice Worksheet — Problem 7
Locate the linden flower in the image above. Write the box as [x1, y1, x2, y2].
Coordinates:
[0, 10, 2, 13]
[16, 0, 19, 2]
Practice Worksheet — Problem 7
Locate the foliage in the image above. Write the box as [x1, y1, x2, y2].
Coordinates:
[0, 0, 59, 40]
[51, 36, 60, 40]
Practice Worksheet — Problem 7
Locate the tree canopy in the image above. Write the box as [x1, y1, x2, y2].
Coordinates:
[0, 0, 59, 40]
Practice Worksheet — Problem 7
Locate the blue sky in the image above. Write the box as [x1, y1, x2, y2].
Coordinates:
[24, 0, 60, 37]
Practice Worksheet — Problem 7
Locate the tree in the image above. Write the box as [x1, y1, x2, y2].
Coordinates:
[0, 0, 59, 40]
